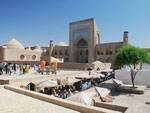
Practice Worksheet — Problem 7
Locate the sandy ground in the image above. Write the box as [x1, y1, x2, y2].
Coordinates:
[111, 89, 150, 113]
[0, 70, 89, 86]
[0, 86, 80, 113]
[0, 70, 87, 80]
[1, 69, 150, 113]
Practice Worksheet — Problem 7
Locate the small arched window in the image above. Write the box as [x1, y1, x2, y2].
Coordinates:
[20, 55, 25, 60]
[86, 50, 88, 55]
[106, 49, 109, 55]
[65, 49, 68, 56]
[54, 51, 57, 55]
[32, 55, 36, 60]
[97, 51, 100, 55]
[115, 49, 118, 53]
[109, 51, 112, 55]
[80, 50, 83, 55]
[59, 50, 63, 55]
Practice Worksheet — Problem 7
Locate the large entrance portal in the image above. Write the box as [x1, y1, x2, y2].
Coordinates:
[69, 18, 99, 63]
[76, 38, 88, 63]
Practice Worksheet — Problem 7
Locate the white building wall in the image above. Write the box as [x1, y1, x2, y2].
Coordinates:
[3, 48, 42, 62]
[115, 65, 150, 87]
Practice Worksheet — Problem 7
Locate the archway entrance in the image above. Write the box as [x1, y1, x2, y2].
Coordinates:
[27, 82, 36, 91]
[76, 39, 88, 63]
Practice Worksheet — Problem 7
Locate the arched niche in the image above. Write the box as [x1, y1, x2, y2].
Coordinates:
[76, 38, 88, 48]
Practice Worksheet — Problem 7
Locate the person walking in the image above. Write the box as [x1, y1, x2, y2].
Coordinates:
[0, 63, 3, 75]
[5, 63, 8, 74]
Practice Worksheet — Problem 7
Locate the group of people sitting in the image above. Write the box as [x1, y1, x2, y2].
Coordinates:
[39, 77, 102, 99]
[42, 85, 75, 99]
[39, 77, 115, 103]
[100, 71, 115, 81]
[74, 78, 99, 91]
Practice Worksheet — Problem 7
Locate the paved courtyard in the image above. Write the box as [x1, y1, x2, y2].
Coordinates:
[113, 89, 150, 113]
[0, 86, 80, 113]
[0, 70, 86, 80]
[1, 70, 150, 113]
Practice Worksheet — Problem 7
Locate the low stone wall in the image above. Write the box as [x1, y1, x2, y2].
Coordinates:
[115, 70, 150, 87]
[4, 85, 120, 113]
[94, 101, 128, 113]
[60, 62, 88, 70]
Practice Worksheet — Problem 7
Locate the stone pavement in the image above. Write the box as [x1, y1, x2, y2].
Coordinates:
[0, 70, 87, 86]
[0, 86, 80, 113]
[0, 70, 86, 80]
[112, 88, 150, 113]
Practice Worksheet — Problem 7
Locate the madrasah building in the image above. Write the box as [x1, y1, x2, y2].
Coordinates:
[0, 18, 149, 65]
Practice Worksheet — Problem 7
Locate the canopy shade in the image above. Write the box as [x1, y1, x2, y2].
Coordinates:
[36, 80, 58, 88]
[66, 91, 97, 105]
[51, 57, 63, 63]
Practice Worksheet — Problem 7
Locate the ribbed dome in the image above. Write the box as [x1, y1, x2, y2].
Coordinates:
[55, 42, 68, 46]
[5, 38, 24, 49]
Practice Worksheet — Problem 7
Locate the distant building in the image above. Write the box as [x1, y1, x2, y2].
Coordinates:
[0, 18, 149, 64]
[51, 18, 128, 64]
[0, 38, 42, 64]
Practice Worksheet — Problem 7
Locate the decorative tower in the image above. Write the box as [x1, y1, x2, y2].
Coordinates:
[49, 40, 53, 64]
[69, 18, 99, 63]
[123, 31, 128, 45]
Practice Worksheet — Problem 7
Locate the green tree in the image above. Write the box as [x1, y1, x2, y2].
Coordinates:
[115, 45, 150, 88]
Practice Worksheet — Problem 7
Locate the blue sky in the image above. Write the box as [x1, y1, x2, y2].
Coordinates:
[0, 0, 150, 47]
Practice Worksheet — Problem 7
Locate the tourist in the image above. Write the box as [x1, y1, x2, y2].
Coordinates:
[25, 64, 30, 73]
[7, 63, 11, 75]
[53, 89, 58, 97]
[33, 64, 39, 74]
[87, 80, 92, 89]
[111, 70, 115, 79]
[9, 64, 13, 75]
[67, 88, 73, 96]
[40, 61, 46, 75]
[23, 65, 26, 74]
[19, 64, 23, 75]
[4, 63, 8, 74]
[0, 62, 3, 75]
[39, 90, 44, 93]
[13, 64, 16, 73]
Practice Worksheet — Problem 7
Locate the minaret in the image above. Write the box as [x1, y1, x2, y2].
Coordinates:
[49, 40, 54, 64]
[123, 31, 128, 45]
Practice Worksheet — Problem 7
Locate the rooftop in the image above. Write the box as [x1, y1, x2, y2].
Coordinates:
[69, 18, 94, 25]
[4, 38, 24, 49]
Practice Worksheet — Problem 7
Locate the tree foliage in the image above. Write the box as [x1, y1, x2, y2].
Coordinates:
[115, 45, 150, 68]
[115, 45, 150, 87]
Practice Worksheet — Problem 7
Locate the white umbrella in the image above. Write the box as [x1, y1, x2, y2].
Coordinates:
[51, 57, 62, 63]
